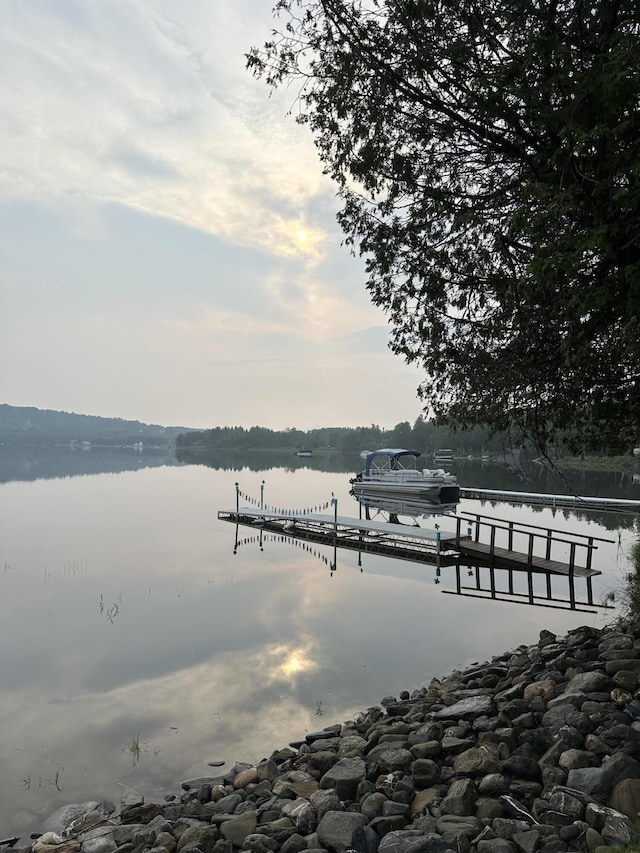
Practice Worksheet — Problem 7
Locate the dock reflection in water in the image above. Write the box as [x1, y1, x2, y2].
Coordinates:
[222, 488, 611, 615]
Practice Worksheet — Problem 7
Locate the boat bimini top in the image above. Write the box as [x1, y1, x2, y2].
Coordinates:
[363, 448, 422, 476]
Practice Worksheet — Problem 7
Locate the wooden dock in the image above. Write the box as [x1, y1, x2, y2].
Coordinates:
[217, 506, 607, 612]
[217, 507, 606, 578]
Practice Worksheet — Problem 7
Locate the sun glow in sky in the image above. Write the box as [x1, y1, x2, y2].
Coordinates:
[0, 0, 422, 430]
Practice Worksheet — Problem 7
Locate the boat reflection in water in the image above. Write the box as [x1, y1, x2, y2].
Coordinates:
[352, 490, 459, 525]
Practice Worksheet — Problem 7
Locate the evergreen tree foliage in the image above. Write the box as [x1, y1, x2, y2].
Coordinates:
[248, 0, 640, 453]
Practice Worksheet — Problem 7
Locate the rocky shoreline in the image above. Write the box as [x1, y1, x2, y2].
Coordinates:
[8, 619, 640, 853]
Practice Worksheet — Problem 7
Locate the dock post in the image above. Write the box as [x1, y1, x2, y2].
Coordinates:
[331, 495, 338, 539]
[569, 566, 576, 609]
[260, 480, 265, 510]
[235, 482, 239, 516]
[585, 538, 594, 575]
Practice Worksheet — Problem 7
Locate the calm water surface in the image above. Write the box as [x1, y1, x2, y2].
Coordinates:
[0, 449, 638, 837]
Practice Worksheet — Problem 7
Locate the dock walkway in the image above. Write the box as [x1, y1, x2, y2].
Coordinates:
[218, 507, 604, 578]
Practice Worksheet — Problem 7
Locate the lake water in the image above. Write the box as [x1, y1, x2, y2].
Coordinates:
[1, 447, 638, 838]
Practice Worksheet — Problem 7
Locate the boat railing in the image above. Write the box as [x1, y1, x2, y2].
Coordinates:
[366, 466, 454, 480]
[367, 467, 419, 480]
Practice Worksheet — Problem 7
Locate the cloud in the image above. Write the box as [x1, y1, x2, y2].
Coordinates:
[0, 0, 333, 256]
[0, 1, 425, 428]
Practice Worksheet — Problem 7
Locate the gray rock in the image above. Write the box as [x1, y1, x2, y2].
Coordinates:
[609, 777, 640, 819]
[177, 826, 220, 853]
[477, 840, 515, 853]
[256, 760, 279, 782]
[281, 799, 317, 835]
[319, 758, 366, 802]
[338, 736, 367, 758]
[410, 759, 441, 788]
[475, 797, 504, 821]
[80, 833, 117, 853]
[376, 749, 414, 774]
[491, 818, 531, 840]
[502, 755, 541, 782]
[381, 801, 409, 817]
[440, 779, 477, 816]
[478, 774, 509, 795]
[434, 814, 483, 844]
[210, 793, 243, 814]
[377, 830, 446, 853]
[316, 811, 367, 853]
[350, 825, 379, 853]
[220, 812, 257, 848]
[567, 751, 640, 800]
[612, 669, 639, 690]
[279, 834, 307, 853]
[564, 672, 611, 694]
[453, 747, 502, 777]
[240, 834, 279, 853]
[360, 792, 387, 821]
[558, 748, 597, 771]
[583, 826, 605, 851]
[605, 658, 640, 675]
[511, 829, 539, 853]
[45, 804, 99, 834]
[433, 695, 495, 720]
[601, 811, 640, 847]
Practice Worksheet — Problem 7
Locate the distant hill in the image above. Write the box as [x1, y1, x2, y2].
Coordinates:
[0, 404, 194, 447]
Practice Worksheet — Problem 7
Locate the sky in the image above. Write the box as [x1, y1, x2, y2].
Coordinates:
[0, 0, 425, 431]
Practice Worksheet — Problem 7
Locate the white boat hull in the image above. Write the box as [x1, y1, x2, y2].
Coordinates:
[351, 477, 459, 503]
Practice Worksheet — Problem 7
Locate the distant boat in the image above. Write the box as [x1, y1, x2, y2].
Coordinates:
[350, 448, 459, 503]
[432, 448, 453, 462]
[296, 449, 313, 457]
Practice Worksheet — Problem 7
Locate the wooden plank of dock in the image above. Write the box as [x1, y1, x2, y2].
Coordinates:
[455, 540, 598, 577]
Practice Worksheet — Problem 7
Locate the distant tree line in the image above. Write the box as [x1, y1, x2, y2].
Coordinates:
[176, 419, 517, 455]
[0, 404, 188, 447]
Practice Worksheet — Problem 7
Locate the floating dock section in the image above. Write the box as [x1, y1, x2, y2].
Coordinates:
[218, 508, 462, 566]
[459, 487, 640, 513]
